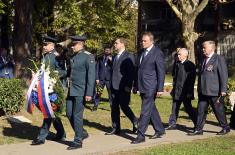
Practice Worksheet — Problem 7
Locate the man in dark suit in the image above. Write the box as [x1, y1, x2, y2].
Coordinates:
[105, 38, 138, 135]
[31, 35, 66, 145]
[93, 46, 113, 111]
[132, 32, 165, 144]
[189, 40, 230, 136]
[166, 48, 197, 130]
[66, 35, 96, 149]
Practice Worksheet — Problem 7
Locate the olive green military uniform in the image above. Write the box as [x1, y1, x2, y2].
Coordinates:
[36, 49, 66, 142]
[66, 49, 96, 144]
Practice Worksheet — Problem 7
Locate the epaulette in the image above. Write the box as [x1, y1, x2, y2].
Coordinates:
[84, 51, 91, 55]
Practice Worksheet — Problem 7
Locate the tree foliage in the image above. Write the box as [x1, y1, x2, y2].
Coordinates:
[1, 0, 138, 78]
[41, 0, 137, 53]
[0, 0, 5, 14]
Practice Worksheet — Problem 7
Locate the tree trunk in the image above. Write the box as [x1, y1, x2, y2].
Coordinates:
[0, 0, 10, 49]
[182, 15, 198, 63]
[13, 0, 33, 78]
[165, 0, 209, 63]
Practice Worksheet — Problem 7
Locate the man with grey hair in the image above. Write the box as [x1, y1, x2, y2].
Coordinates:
[189, 40, 230, 135]
[166, 48, 197, 130]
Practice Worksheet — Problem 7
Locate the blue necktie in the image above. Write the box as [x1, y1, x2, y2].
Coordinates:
[141, 50, 147, 63]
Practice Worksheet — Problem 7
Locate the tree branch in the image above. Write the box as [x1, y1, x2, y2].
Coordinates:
[166, 0, 182, 20]
[193, 0, 209, 17]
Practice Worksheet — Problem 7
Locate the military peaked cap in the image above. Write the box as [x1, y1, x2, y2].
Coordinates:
[70, 35, 87, 42]
[42, 35, 58, 43]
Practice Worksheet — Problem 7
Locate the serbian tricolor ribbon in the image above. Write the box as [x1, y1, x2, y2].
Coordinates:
[26, 71, 55, 118]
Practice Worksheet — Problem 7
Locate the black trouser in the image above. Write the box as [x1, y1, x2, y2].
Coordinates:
[230, 106, 235, 129]
[137, 93, 165, 138]
[37, 117, 65, 141]
[168, 98, 197, 127]
[111, 89, 136, 130]
[196, 95, 229, 131]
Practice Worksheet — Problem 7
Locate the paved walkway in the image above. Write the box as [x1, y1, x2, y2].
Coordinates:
[0, 123, 234, 155]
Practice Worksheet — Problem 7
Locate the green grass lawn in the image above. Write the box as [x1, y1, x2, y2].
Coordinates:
[164, 74, 172, 83]
[0, 88, 218, 145]
[115, 135, 235, 155]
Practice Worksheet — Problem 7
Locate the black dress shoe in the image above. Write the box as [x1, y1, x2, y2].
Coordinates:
[31, 139, 45, 145]
[149, 131, 166, 139]
[188, 130, 203, 136]
[105, 129, 120, 135]
[52, 134, 66, 141]
[52, 136, 66, 141]
[165, 125, 177, 130]
[216, 128, 230, 135]
[82, 132, 89, 140]
[67, 142, 82, 150]
[131, 137, 145, 144]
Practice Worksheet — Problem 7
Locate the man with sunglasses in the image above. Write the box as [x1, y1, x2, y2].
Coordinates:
[66, 35, 96, 150]
[31, 35, 66, 145]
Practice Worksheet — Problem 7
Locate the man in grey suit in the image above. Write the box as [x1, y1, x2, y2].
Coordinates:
[132, 32, 165, 144]
[105, 38, 138, 135]
[189, 40, 230, 136]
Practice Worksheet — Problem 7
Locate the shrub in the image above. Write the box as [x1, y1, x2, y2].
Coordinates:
[228, 65, 235, 78]
[225, 77, 235, 111]
[0, 78, 24, 116]
[228, 78, 235, 92]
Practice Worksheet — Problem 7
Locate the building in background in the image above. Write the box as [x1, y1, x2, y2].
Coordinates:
[137, 0, 235, 72]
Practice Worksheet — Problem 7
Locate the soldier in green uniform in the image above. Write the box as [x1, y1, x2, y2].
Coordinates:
[66, 35, 96, 150]
[31, 35, 66, 145]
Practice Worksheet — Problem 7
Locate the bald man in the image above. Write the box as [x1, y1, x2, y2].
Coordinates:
[166, 48, 197, 130]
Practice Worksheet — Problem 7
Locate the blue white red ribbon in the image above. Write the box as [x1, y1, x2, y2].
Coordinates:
[26, 71, 55, 118]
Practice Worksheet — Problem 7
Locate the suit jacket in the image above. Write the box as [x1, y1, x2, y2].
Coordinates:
[198, 53, 228, 96]
[96, 55, 113, 82]
[135, 45, 165, 95]
[0, 55, 14, 78]
[68, 50, 96, 97]
[171, 60, 196, 100]
[111, 51, 135, 91]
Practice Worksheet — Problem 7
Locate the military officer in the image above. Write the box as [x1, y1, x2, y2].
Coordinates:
[66, 35, 96, 150]
[31, 35, 66, 145]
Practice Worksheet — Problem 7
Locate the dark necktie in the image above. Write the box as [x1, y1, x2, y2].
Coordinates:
[114, 54, 119, 65]
[202, 56, 208, 70]
[141, 50, 147, 63]
[104, 56, 107, 66]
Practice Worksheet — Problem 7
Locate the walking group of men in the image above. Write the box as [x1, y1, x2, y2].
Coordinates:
[30, 31, 232, 150]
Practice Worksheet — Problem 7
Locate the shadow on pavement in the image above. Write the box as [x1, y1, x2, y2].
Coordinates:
[84, 119, 111, 133]
[2, 119, 41, 140]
